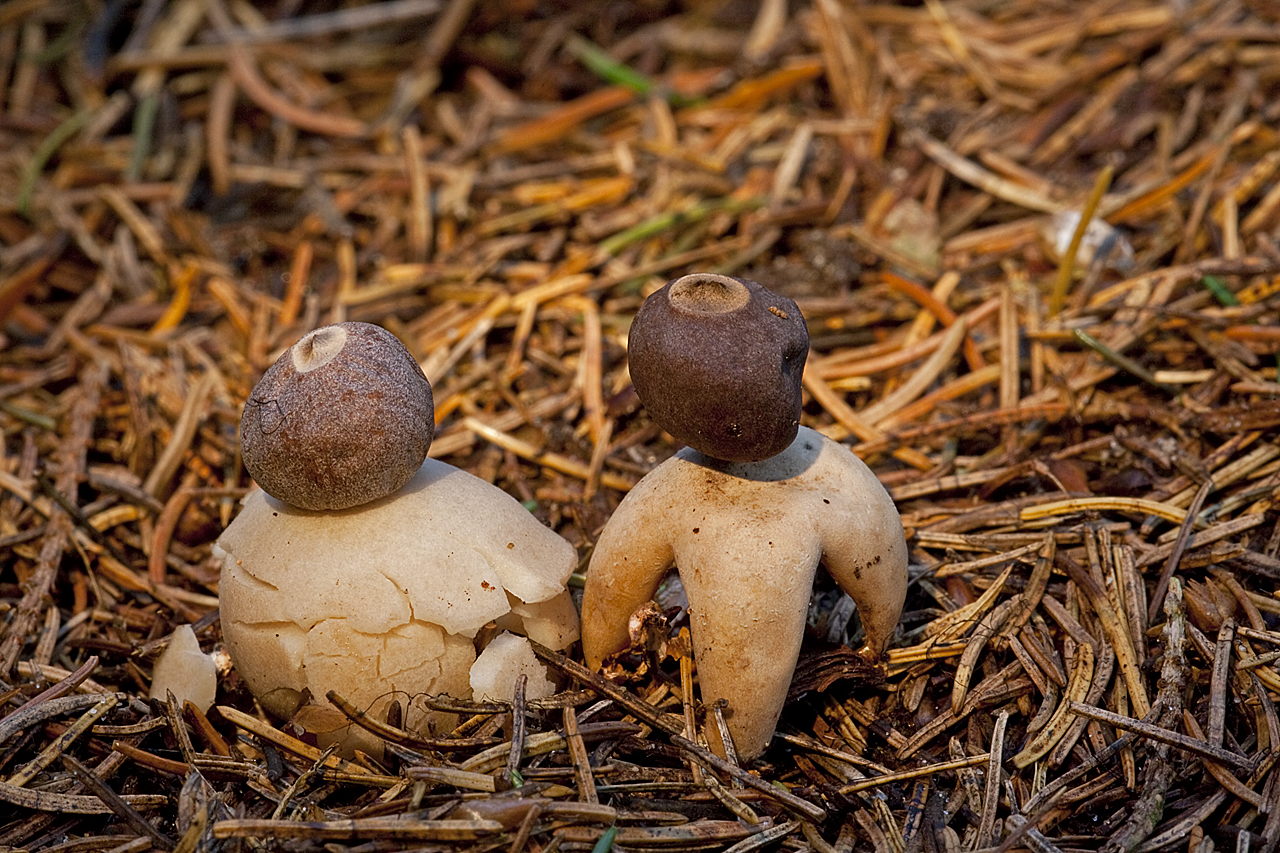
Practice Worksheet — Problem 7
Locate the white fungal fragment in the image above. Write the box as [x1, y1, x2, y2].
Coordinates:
[150, 625, 217, 713]
[469, 633, 556, 703]
[1042, 211, 1135, 272]
[495, 589, 581, 650]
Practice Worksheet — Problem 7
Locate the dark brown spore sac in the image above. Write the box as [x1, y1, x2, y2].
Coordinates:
[628, 273, 809, 462]
[241, 322, 435, 510]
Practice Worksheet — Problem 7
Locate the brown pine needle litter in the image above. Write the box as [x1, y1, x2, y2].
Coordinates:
[2, 0, 1280, 849]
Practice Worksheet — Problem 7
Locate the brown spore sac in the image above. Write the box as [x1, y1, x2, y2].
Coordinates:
[241, 322, 435, 510]
[628, 273, 809, 462]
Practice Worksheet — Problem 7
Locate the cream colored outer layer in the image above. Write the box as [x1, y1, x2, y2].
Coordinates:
[218, 458, 579, 743]
[581, 427, 907, 759]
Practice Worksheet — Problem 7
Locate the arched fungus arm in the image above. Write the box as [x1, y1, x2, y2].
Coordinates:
[580, 491, 675, 671]
[818, 479, 909, 660]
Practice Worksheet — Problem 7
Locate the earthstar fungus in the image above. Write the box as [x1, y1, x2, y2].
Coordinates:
[220, 322, 578, 752]
[582, 274, 908, 759]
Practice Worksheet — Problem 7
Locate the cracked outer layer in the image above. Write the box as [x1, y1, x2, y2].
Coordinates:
[241, 322, 434, 510]
[217, 458, 579, 750]
[628, 274, 809, 462]
[581, 427, 908, 759]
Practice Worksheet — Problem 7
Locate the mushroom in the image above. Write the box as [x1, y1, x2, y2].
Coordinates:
[219, 323, 578, 753]
[582, 274, 907, 759]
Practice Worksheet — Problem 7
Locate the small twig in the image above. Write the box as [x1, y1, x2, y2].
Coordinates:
[506, 673, 528, 787]
[909, 129, 1065, 215]
[149, 473, 198, 585]
[163, 691, 198, 766]
[211, 817, 504, 842]
[508, 800, 543, 853]
[1073, 329, 1177, 393]
[143, 371, 215, 498]
[1066, 702, 1252, 770]
[1000, 808, 1069, 853]
[62, 753, 175, 850]
[1057, 553, 1151, 717]
[205, 0, 442, 43]
[8, 694, 118, 786]
[271, 744, 340, 820]
[33, 471, 133, 569]
[327, 690, 501, 752]
[464, 417, 635, 492]
[711, 701, 742, 778]
[562, 705, 598, 804]
[216, 705, 371, 776]
[836, 752, 991, 795]
[17, 108, 92, 216]
[1149, 478, 1214, 620]
[721, 821, 798, 853]
[23, 656, 101, 707]
[977, 710, 1007, 848]
[1097, 578, 1189, 853]
[861, 319, 970, 426]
